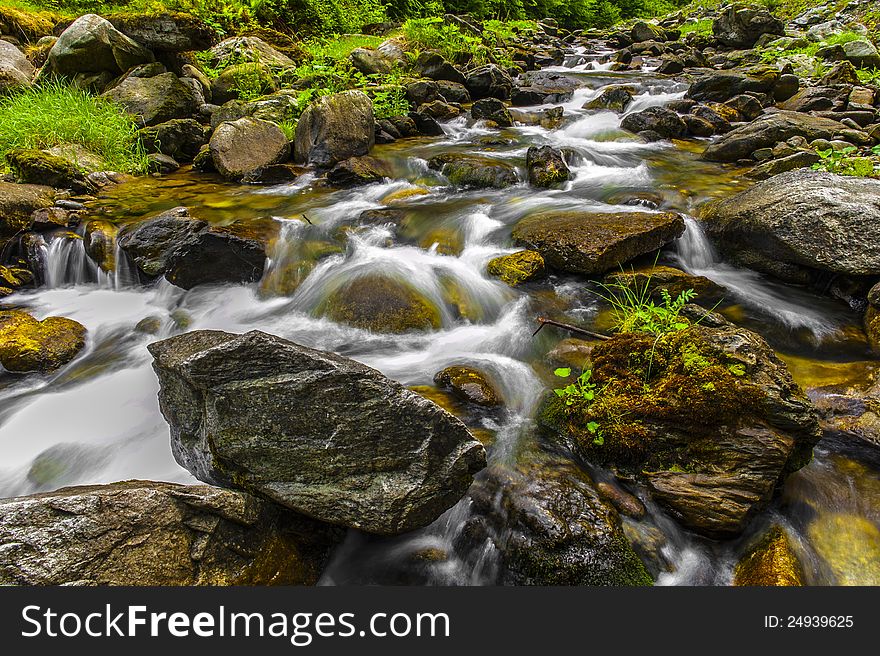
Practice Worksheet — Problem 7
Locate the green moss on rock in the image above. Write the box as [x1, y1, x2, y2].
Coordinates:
[6, 148, 91, 193]
[487, 250, 545, 286]
[323, 274, 441, 333]
[734, 525, 805, 586]
[0, 309, 86, 373]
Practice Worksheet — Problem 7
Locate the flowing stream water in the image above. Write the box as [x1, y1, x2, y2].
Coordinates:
[2, 48, 879, 585]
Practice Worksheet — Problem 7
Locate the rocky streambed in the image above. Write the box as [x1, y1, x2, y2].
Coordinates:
[2, 5, 880, 586]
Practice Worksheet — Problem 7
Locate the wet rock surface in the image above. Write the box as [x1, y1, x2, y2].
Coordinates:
[149, 330, 487, 535]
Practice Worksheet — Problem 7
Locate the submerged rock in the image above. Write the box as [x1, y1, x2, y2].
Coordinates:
[326, 155, 391, 188]
[512, 211, 684, 275]
[808, 513, 880, 585]
[467, 458, 653, 586]
[486, 250, 546, 286]
[434, 365, 502, 407]
[323, 274, 441, 333]
[294, 90, 374, 168]
[538, 321, 820, 538]
[702, 169, 880, 278]
[429, 153, 518, 189]
[148, 330, 486, 534]
[526, 145, 570, 188]
[0, 481, 339, 585]
[733, 525, 805, 586]
[0, 309, 86, 373]
[117, 206, 266, 289]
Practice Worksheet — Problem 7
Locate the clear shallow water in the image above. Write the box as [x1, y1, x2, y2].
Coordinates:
[2, 56, 878, 585]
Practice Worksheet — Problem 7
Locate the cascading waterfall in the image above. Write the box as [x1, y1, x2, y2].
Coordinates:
[673, 217, 841, 339]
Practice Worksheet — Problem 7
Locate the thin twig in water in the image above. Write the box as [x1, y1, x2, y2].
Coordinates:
[532, 317, 611, 340]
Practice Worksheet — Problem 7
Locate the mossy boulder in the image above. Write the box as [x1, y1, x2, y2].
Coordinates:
[211, 62, 277, 105]
[734, 525, 805, 586]
[620, 107, 686, 140]
[323, 274, 441, 333]
[0, 180, 53, 246]
[428, 153, 518, 189]
[537, 321, 820, 538]
[434, 365, 502, 407]
[0, 310, 86, 373]
[526, 145, 570, 188]
[0, 481, 340, 585]
[486, 250, 545, 286]
[512, 210, 684, 275]
[466, 457, 653, 585]
[686, 66, 780, 103]
[107, 12, 217, 52]
[582, 84, 635, 112]
[6, 148, 93, 194]
[0, 6, 58, 43]
[207, 35, 295, 69]
[101, 72, 197, 127]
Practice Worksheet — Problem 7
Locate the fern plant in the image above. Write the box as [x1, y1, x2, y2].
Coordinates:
[597, 272, 696, 336]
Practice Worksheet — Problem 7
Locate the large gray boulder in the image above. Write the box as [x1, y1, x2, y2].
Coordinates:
[0, 481, 339, 585]
[46, 14, 153, 77]
[117, 206, 267, 289]
[686, 67, 779, 103]
[102, 72, 197, 126]
[207, 36, 294, 68]
[702, 169, 880, 278]
[0, 39, 33, 92]
[701, 111, 847, 162]
[512, 210, 685, 274]
[148, 330, 487, 535]
[209, 117, 289, 180]
[294, 90, 374, 168]
[712, 5, 784, 48]
[842, 39, 880, 69]
[108, 12, 217, 52]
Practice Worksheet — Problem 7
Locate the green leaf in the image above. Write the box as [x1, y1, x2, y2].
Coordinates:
[554, 367, 571, 378]
[587, 421, 599, 433]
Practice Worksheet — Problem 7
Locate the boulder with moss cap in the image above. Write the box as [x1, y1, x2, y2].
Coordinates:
[0, 310, 86, 373]
[323, 274, 441, 333]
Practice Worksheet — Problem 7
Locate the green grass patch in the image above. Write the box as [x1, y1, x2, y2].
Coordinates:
[678, 17, 712, 36]
[0, 82, 149, 174]
[302, 33, 385, 60]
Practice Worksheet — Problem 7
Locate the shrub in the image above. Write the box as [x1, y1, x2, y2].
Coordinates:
[597, 273, 696, 336]
[0, 81, 148, 174]
[812, 145, 880, 178]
